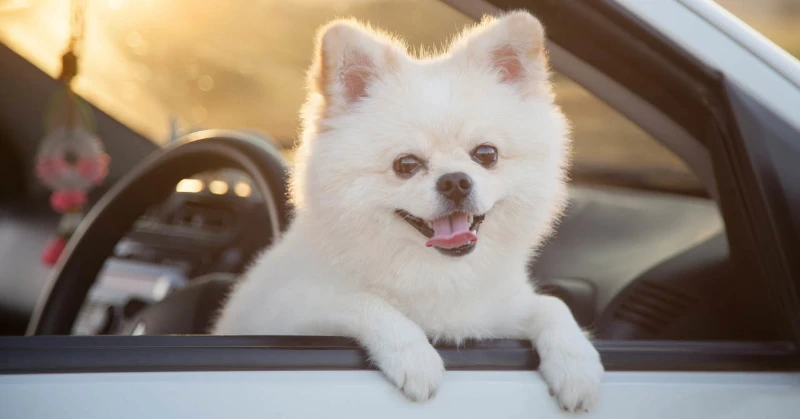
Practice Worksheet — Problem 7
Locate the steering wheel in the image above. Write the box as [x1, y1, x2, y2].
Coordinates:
[26, 130, 291, 335]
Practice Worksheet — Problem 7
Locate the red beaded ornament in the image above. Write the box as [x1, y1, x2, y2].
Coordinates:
[36, 1, 110, 266]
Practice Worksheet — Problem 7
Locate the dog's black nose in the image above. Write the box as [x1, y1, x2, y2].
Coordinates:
[437, 172, 473, 203]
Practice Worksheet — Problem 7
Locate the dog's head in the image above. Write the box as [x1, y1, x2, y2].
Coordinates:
[292, 11, 570, 260]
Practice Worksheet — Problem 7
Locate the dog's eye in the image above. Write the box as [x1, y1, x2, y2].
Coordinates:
[393, 154, 424, 177]
[471, 144, 498, 168]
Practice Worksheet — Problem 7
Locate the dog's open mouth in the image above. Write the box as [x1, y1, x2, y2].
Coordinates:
[395, 210, 486, 256]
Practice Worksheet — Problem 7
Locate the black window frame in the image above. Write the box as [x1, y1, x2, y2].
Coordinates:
[1, 336, 797, 374]
[2, 0, 800, 375]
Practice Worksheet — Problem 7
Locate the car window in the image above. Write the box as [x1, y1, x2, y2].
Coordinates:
[0, 0, 702, 195]
[552, 73, 701, 196]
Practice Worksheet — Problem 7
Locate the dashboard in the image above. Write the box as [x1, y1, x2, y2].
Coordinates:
[73, 169, 270, 335]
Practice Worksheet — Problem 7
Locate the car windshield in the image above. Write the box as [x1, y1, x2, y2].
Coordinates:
[0, 0, 732, 195]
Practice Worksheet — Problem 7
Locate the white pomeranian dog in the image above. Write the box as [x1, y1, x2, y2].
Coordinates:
[213, 10, 603, 412]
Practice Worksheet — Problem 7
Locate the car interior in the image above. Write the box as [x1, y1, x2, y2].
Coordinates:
[0, 0, 783, 344]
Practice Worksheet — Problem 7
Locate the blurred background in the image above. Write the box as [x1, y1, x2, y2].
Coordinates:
[0, 0, 797, 197]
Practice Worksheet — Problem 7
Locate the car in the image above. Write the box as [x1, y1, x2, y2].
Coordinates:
[1, 0, 799, 417]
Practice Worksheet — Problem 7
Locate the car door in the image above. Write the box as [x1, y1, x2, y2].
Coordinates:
[1, 336, 799, 418]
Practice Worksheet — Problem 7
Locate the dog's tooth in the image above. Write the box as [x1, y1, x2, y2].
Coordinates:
[468, 215, 474, 224]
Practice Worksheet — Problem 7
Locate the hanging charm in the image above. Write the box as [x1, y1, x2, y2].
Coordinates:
[35, 0, 110, 266]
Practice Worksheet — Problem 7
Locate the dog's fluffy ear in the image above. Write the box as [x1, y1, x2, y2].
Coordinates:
[308, 19, 404, 116]
[451, 11, 548, 96]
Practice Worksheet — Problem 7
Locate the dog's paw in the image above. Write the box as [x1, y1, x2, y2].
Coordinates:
[538, 334, 604, 413]
[372, 339, 445, 402]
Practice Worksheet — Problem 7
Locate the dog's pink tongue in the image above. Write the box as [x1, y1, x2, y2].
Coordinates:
[425, 213, 477, 249]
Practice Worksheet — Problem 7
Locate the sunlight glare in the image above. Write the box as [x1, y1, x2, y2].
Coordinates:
[107, 0, 124, 10]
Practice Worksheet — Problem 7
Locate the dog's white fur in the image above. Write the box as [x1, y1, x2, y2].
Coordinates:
[213, 11, 603, 412]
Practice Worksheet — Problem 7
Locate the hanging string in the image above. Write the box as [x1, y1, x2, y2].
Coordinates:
[58, 0, 86, 130]
[60, 0, 84, 83]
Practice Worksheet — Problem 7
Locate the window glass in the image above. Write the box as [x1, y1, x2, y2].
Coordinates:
[0, 0, 699, 193]
[552, 73, 701, 195]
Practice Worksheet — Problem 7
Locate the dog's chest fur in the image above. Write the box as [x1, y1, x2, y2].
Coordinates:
[376, 281, 531, 343]
[307, 224, 533, 342]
